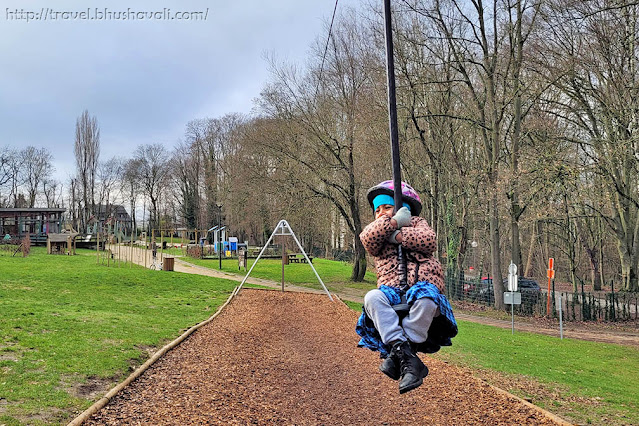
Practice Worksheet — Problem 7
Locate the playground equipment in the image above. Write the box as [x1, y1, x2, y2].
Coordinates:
[235, 220, 332, 301]
[91, 222, 243, 272]
[46, 233, 78, 255]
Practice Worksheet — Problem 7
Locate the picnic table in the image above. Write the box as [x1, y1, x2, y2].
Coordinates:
[287, 253, 313, 263]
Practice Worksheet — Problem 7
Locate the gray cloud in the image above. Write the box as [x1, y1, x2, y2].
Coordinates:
[0, 0, 364, 182]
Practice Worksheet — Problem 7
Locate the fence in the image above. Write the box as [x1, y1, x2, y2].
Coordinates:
[445, 274, 639, 322]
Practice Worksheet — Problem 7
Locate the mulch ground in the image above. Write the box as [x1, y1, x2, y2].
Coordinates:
[84, 289, 564, 425]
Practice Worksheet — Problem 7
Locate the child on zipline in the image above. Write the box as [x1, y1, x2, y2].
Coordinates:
[356, 180, 458, 394]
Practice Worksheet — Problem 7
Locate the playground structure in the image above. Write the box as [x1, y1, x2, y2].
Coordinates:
[0, 207, 67, 244]
[46, 232, 78, 255]
[93, 221, 247, 270]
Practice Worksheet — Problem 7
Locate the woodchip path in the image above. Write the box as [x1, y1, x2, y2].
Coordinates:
[83, 290, 567, 425]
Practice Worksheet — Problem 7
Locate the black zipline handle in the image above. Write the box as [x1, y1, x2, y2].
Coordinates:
[383, 0, 408, 290]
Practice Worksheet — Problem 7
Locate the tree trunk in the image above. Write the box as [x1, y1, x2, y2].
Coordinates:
[490, 189, 504, 310]
[590, 252, 602, 291]
[349, 179, 366, 282]
[510, 204, 522, 272]
[524, 222, 536, 277]
[508, 0, 526, 277]
[351, 237, 367, 282]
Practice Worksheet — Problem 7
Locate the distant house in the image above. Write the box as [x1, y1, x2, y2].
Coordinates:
[0, 208, 66, 244]
[93, 204, 132, 234]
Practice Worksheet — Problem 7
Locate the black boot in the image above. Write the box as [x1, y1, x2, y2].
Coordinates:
[390, 340, 429, 394]
[379, 352, 400, 381]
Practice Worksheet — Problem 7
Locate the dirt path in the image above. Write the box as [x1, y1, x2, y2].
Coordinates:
[85, 290, 565, 425]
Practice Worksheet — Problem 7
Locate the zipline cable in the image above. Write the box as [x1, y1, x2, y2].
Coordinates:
[314, 0, 340, 101]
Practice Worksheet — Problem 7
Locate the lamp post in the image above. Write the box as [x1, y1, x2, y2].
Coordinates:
[217, 203, 223, 270]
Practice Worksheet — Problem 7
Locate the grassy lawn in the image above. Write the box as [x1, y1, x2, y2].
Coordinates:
[0, 247, 245, 425]
[176, 255, 378, 294]
[431, 321, 639, 425]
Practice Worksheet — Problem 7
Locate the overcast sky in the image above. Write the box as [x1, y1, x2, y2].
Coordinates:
[0, 0, 366, 184]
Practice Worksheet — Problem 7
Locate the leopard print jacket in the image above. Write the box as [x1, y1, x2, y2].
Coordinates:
[359, 215, 444, 292]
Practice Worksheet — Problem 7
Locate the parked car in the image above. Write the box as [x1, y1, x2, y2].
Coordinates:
[460, 277, 487, 299]
[462, 281, 476, 296]
[478, 277, 541, 305]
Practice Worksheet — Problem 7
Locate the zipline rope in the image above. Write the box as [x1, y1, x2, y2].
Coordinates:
[383, 0, 408, 289]
[313, 0, 340, 101]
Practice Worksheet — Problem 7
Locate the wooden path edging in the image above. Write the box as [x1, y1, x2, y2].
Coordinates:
[66, 286, 241, 426]
[485, 382, 574, 425]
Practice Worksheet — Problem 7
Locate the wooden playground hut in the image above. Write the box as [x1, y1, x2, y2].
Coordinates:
[47, 233, 79, 255]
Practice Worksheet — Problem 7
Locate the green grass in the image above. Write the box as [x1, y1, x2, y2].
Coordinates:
[177, 255, 378, 294]
[0, 247, 243, 425]
[343, 300, 364, 311]
[435, 321, 639, 425]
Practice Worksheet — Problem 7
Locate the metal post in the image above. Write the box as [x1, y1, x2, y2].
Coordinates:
[383, 0, 407, 288]
[218, 206, 222, 270]
[511, 302, 514, 334]
[281, 237, 285, 292]
[117, 233, 121, 268]
[558, 294, 563, 339]
[547, 275, 552, 317]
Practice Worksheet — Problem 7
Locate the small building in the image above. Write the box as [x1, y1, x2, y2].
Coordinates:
[93, 204, 133, 234]
[47, 233, 78, 255]
[0, 208, 66, 244]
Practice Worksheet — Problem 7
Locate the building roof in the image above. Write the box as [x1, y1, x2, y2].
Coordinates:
[0, 208, 66, 213]
[48, 233, 78, 242]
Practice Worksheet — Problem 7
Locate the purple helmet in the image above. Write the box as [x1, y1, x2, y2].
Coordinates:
[366, 180, 422, 215]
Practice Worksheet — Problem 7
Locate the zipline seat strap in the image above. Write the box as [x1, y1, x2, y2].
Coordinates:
[392, 286, 410, 320]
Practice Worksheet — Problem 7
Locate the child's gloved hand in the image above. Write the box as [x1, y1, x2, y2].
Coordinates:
[387, 230, 400, 244]
[392, 206, 411, 228]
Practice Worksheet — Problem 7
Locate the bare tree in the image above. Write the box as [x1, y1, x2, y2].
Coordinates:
[172, 140, 199, 230]
[74, 110, 101, 231]
[122, 159, 141, 232]
[5, 148, 23, 208]
[21, 146, 53, 207]
[392, 5, 485, 274]
[538, 0, 639, 290]
[0, 147, 16, 206]
[68, 177, 79, 230]
[95, 157, 123, 220]
[0, 147, 12, 187]
[42, 178, 62, 208]
[134, 144, 170, 232]
[258, 11, 384, 281]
